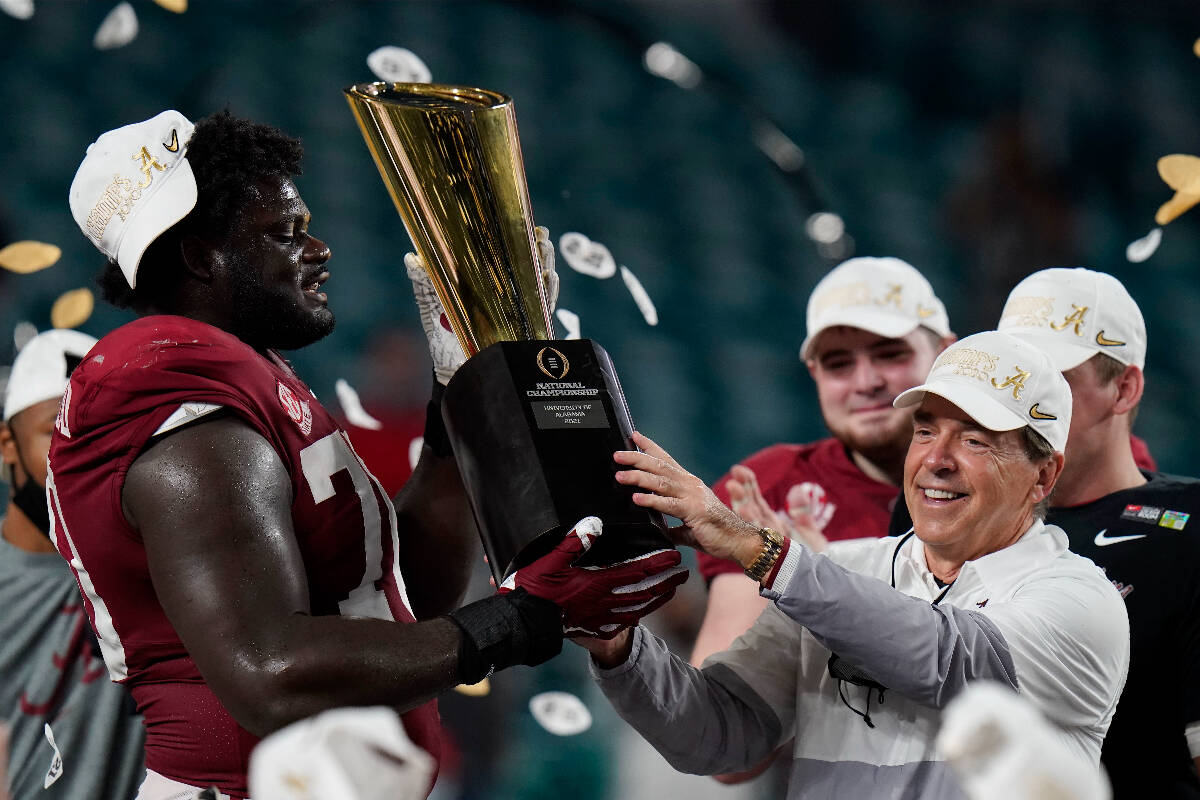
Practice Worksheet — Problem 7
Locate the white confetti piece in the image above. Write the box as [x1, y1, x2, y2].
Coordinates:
[366, 46, 432, 84]
[1125, 227, 1162, 263]
[93, 2, 138, 50]
[558, 232, 617, 279]
[0, 0, 33, 20]
[555, 307, 581, 340]
[619, 265, 658, 326]
[14, 321, 37, 352]
[334, 378, 382, 430]
[529, 691, 592, 736]
[43, 723, 63, 788]
[407, 436, 424, 471]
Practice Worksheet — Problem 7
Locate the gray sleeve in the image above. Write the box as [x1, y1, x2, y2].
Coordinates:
[589, 625, 785, 775]
[765, 546, 1017, 708]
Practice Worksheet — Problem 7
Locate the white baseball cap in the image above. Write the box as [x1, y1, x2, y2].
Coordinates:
[800, 256, 951, 359]
[894, 330, 1072, 452]
[69, 110, 198, 290]
[997, 268, 1146, 371]
[3, 328, 98, 482]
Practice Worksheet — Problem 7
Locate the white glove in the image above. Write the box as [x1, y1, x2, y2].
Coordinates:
[405, 226, 559, 386]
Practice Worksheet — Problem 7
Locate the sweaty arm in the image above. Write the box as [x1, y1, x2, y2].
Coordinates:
[124, 416, 534, 737]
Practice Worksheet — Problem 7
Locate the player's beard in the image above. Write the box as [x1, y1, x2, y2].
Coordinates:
[226, 257, 336, 352]
[828, 410, 913, 479]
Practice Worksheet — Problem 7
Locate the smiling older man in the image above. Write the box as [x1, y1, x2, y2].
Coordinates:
[582, 331, 1129, 800]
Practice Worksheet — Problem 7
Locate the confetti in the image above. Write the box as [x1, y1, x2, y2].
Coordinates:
[50, 288, 94, 329]
[529, 691, 592, 736]
[366, 46, 432, 84]
[619, 265, 658, 326]
[1155, 154, 1200, 225]
[407, 436, 424, 471]
[558, 233, 616, 279]
[454, 677, 491, 697]
[1125, 227, 1162, 263]
[554, 307, 581, 340]
[13, 321, 37, 351]
[43, 723, 63, 788]
[151, 0, 186, 11]
[1154, 192, 1200, 226]
[1194, 38, 1200, 58]
[93, 2, 138, 50]
[334, 378, 383, 430]
[0, 0, 33, 19]
[0, 241, 61, 274]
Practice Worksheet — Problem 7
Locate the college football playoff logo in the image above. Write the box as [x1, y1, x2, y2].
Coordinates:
[536, 347, 570, 380]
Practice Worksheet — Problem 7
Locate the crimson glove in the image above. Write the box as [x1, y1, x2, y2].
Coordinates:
[500, 516, 688, 639]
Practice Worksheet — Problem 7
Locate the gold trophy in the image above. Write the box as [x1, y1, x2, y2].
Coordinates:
[345, 82, 669, 583]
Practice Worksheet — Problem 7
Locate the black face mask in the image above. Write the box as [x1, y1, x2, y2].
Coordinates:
[9, 437, 51, 537]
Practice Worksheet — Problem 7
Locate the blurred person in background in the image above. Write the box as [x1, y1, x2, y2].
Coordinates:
[51, 109, 684, 800]
[0, 329, 145, 799]
[583, 331, 1128, 799]
[996, 267, 1200, 799]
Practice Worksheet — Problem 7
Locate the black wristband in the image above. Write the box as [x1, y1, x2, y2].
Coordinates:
[446, 588, 563, 684]
[422, 376, 453, 458]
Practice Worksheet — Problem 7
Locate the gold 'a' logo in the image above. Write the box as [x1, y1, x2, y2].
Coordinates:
[1029, 404, 1057, 420]
[133, 146, 165, 189]
[991, 365, 1031, 399]
[878, 283, 903, 308]
[1050, 304, 1089, 335]
[536, 347, 570, 380]
[164, 128, 180, 152]
[1095, 330, 1125, 347]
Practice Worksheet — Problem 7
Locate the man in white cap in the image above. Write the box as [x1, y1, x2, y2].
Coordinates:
[691, 257, 954, 675]
[0, 329, 145, 799]
[51, 110, 685, 800]
[995, 267, 1200, 799]
[579, 331, 1128, 799]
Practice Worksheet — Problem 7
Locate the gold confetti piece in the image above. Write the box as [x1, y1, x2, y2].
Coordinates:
[454, 677, 491, 697]
[50, 288, 95, 329]
[152, 0, 186, 11]
[0, 241, 61, 273]
[1194, 38, 1200, 58]
[1157, 154, 1200, 194]
[1155, 192, 1200, 226]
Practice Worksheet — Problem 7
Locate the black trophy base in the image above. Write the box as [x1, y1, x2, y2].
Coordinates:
[442, 339, 671, 584]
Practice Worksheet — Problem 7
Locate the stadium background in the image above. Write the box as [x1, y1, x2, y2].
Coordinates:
[1, 1, 1198, 797]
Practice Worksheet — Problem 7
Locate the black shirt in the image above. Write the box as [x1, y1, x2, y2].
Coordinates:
[891, 472, 1200, 798]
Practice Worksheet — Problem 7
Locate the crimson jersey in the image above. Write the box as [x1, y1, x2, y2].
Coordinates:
[45, 315, 440, 798]
[697, 438, 899, 581]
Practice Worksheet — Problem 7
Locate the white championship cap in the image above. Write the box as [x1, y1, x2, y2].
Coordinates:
[2, 328, 98, 482]
[800, 256, 951, 360]
[997, 267, 1146, 371]
[894, 330, 1072, 452]
[69, 110, 198, 290]
[248, 706, 434, 800]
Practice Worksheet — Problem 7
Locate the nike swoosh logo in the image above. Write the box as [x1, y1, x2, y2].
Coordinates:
[1095, 330, 1125, 347]
[916, 305, 935, 318]
[164, 129, 180, 152]
[1029, 403, 1057, 420]
[1094, 528, 1146, 547]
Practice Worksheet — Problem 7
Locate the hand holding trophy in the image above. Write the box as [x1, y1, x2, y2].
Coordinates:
[346, 82, 672, 584]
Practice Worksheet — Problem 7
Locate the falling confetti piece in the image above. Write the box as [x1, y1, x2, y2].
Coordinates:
[94, 2, 138, 50]
[366, 46, 432, 84]
[151, 0, 186, 11]
[50, 288, 94, 329]
[334, 378, 383, 430]
[1154, 192, 1200, 226]
[1126, 227, 1163, 263]
[558, 233, 617, 279]
[407, 436, 424, 471]
[0, 241, 61, 274]
[529, 691, 592, 736]
[619, 265, 658, 326]
[0, 0, 33, 19]
[555, 307, 581, 340]
[13, 321, 37, 352]
[1194, 38, 1200, 58]
[1157, 154, 1200, 194]
[454, 677, 491, 697]
[43, 723, 63, 788]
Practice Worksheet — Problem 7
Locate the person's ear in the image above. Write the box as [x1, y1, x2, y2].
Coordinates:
[1112, 365, 1144, 416]
[1031, 451, 1065, 505]
[0, 422, 17, 473]
[180, 234, 219, 284]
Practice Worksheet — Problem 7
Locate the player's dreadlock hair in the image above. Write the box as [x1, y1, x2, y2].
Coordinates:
[98, 110, 305, 311]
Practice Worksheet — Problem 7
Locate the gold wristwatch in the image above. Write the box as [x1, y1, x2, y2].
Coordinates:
[743, 527, 785, 583]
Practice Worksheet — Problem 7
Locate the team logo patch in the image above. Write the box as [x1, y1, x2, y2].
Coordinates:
[1159, 510, 1190, 530]
[786, 482, 836, 531]
[277, 380, 313, 436]
[1120, 504, 1162, 525]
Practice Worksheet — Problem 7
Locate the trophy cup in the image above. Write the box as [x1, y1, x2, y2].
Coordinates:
[344, 82, 670, 583]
